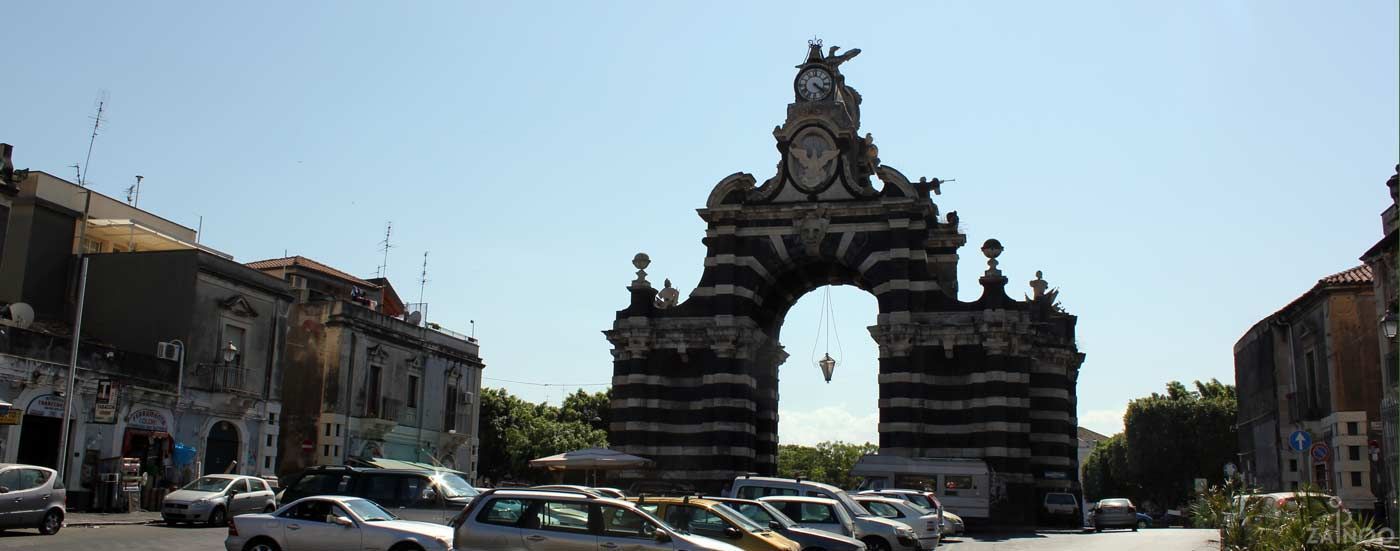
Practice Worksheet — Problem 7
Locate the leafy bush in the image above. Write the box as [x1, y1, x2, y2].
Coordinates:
[1203, 483, 1388, 551]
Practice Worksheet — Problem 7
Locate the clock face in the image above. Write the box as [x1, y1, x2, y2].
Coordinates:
[796, 67, 833, 101]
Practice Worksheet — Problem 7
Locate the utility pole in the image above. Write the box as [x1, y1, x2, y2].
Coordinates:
[58, 257, 89, 485]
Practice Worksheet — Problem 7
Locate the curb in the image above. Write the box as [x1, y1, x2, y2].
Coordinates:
[66, 518, 165, 527]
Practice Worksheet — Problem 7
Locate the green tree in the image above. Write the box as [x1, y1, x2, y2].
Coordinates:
[477, 387, 609, 485]
[559, 389, 611, 433]
[777, 441, 879, 489]
[1082, 434, 1133, 501]
[1123, 378, 1238, 511]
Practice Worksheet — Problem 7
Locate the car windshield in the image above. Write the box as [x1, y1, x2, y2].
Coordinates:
[434, 473, 479, 499]
[833, 491, 870, 517]
[344, 498, 397, 521]
[739, 501, 795, 529]
[182, 477, 232, 493]
[903, 493, 934, 509]
[713, 503, 769, 533]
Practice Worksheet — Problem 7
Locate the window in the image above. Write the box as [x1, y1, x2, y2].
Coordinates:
[264, 456, 271, 469]
[736, 485, 797, 499]
[335, 424, 341, 437]
[1350, 446, 1361, 461]
[478, 498, 529, 526]
[676, 506, 729, 538]
[1291, 481, 1299, 490]
[367, 365, 383, 417]
[732, 503, 777, 525]
[322, 445, 330, 457]
[333, 445, 339, 457]
[223, 324, 247, 367]
[268, 412, 277, 425]
[863, 501, 902, 518]
[1347, 422, 1359, 435]
[266, 435, 273, 447]
[943, 475, 977, 496]
[1290, 459, 1298, 472]
[1351, 472, 1363, 487]
[231, 479, 250, 493]
[1304, 350, 1319, 411]
[280, 500, 346, 523]
[599, 505, 657, 539]
[407, 375, 420, 408]
[538, 501, 590, 533]
[324, 423, 332, 437]
[445, 384, 458, 431]
[794, 503, 837, 523]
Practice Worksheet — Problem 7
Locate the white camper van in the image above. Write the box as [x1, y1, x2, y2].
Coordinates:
[851, 455, 994, 521]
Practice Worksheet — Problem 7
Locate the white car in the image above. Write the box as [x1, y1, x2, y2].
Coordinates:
[731, 476, 919, 551]
[854, 496, 940, 548]
[226, 496, 453, 551]
[164, 474, 277, 526]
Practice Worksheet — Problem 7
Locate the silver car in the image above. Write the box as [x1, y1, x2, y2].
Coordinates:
[0, 463, 65, 535]
[227, 495, 453, 551]
[710, 497, 867, 551]
[1090, 498, 1138, 532]
[163, 474, 277, 526]
[453, 488, 744, 551]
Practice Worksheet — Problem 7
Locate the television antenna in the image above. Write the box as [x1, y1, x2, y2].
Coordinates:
[125, 175, 143, 206]
[375, 221, 393, 278]
[79, 92, 108, 187]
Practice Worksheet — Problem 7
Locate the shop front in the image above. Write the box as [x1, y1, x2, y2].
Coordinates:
[17, 393, 68, 469]
[117, 407, 175, 510]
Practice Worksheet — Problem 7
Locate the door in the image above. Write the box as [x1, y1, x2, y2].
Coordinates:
[229, 479, 259, 515]
[15, 469, 55, 526]
[595, 504, 671, 551]
[281, 499, 360, 551]
[0, 469, 21, 527]
[773, 500, 847, 536]
[523, 500, 596, 550]
[204, 421, 239, 475]
[16, 415, 62, 469]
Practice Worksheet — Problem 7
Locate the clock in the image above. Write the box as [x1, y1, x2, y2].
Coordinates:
[795, 67, 833, 101]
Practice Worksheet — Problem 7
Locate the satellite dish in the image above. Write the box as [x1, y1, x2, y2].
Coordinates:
[6, 303, 33, 329]
[406, 311, 422, 326]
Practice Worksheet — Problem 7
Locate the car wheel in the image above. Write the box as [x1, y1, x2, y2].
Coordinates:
[861, 537, 891, 551]
[1137, 520, 1146, 530]
[243, 538, 282, 551]
[1095, 526, 1102, 533]
[388, 544, 424, 551]
[208, 506, 227, 527]
[37, 509, 63, 535]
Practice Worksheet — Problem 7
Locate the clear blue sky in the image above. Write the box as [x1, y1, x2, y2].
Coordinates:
[5, 1, 1396, 443]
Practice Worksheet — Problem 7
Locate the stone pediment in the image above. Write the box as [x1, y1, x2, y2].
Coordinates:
[219, 295, 259, 318]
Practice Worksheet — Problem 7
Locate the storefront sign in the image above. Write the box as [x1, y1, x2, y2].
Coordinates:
[126, 408, 168, 432]
[27, 394, 67, 418]
[0, 409, 20, 425]
[93, 380, 117, 424]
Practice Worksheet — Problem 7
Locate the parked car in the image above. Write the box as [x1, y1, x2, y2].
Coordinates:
[761, 495, 918, 551]
[939, 511, 964, 536]
[1090, 498, 1138, 532]
[709, 496, 868, 551]
[850, 455, 994, 522]
[278, 465, 478, 525]
[225, 495, 453, 551]
[162, 474, 276, 526]
[1134, 512, 1152, 529]
[1040, 492, 1080, 526]
[452, 488, 745, 551]
[729, 476, 920, 551]
[0, 463, 65, 535]
[859, 489, 945, 535]
[853, 495, 941, 549]
[628, 496, 800, 551]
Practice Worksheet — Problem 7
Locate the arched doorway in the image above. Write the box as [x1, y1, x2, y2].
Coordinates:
[16, 394, 67, 469]
[204, 421, 239, 475]
[605, 43, 1084, 524]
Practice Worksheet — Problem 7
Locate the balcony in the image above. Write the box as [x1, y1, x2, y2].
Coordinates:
[359, 397, 401, 440]
[191, 363, 257, 396]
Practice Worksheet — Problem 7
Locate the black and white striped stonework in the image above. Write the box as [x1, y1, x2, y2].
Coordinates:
[606, 46, 1083, 524]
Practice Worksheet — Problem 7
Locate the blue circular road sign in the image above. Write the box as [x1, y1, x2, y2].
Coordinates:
[1310, 442, 1330, 462]
[1288, 430, 1312, 452]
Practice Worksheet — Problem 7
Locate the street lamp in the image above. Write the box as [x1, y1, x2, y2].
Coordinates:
[818, 353, 836, 383]
[1381, 310, 1398, 340]
[221, 341, 238, 364]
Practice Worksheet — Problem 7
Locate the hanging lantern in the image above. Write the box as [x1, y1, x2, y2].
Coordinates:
[818, 353, 837, 383]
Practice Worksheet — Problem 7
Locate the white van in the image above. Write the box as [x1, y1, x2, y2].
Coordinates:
[850, 455, 994, 521]
[726, 476, 919, 551]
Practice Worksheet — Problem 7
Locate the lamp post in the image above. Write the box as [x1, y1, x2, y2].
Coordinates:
[1383, 309, 1399, 531]
[221, 341, 238, 390]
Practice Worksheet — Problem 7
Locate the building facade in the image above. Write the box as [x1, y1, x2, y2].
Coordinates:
[1360, 165, 1397, 528]
[249, 257, 484, 480]
[0, 150, 286, 508]
[1234, 265, 1383, 512]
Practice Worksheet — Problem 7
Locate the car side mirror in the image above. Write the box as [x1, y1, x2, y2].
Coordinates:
[768, 520, 782, 530]
[653, 530, 672, 543]
[724, 526, 742, 539]
[331, 515, 354, 527]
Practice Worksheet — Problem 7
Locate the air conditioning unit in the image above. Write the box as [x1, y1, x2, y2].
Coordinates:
[155, 342, 181, 361]
[459, 391, 474, 406]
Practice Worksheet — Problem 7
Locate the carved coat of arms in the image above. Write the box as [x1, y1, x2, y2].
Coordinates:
[786, 129, 839, 193]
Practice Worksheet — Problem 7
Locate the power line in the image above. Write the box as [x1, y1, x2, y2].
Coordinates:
[483, 376, 610, 388]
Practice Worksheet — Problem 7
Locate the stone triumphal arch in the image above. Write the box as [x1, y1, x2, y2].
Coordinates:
[605, 43, 1085, 522]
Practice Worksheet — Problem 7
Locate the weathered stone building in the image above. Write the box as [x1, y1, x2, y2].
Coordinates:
[1361, 165, 1397, 527]
[606, 44, 1084, 523]
[1234, 265, 1383, 512]
[248, 257, 484, 480]
[0, 153, 288, 507]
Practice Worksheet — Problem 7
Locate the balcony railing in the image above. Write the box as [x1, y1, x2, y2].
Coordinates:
[366, 397, 401, 422]
[193, 363, 256, 395]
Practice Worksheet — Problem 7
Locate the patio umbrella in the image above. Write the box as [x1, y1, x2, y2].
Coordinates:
[528, 448, 652, 485]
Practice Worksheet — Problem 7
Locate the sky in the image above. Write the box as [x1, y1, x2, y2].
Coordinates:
[3, 1, 1396, 444]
